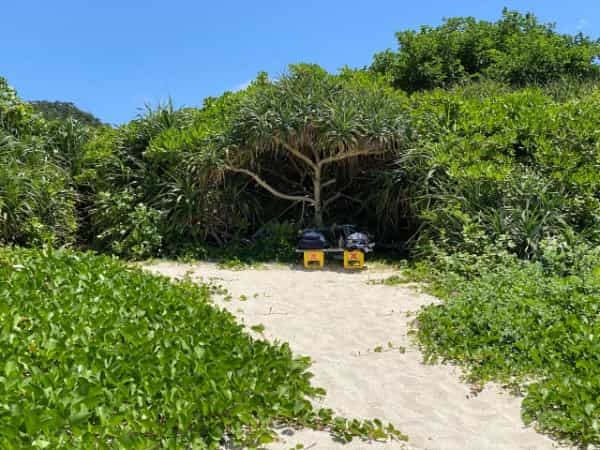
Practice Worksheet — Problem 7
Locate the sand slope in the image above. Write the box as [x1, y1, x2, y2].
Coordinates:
[146, 262, 564, 450]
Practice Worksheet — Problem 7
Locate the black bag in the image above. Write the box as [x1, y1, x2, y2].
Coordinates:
[344, 232, 372, 252]
[297, 230, 327, 249]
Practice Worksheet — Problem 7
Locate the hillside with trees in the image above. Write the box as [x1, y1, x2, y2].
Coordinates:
[30, 100, 104, 127]
[1, 9, 599, 448]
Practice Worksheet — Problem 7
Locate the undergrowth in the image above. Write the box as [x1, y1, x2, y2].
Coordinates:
[171, 222, 299, 269]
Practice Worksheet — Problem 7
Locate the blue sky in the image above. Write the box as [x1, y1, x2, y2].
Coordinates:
[2, 0, 597, 124]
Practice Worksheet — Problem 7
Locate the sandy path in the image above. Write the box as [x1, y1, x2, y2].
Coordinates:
[146, 262, 564, 450]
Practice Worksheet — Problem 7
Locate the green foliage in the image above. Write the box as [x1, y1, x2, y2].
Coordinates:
[0, 77, 42, 138]
[383, 86, 600, 259]
[146, 92, 245, 161]
[78, 66, 409, 252]
[6, 9, 599, 260]
[80, 97, 261, 254]
[45, 117, 96, 176]
[0, 79, 78, 246]
[227, 65, 407, 161]
[2, 8, 600, 447]
[221, 65, 409, 226]
[0, 78, 105, 247]
[0, 137, 77, 246]
[372, 9, 600, 92]
[214, 222, 299, 266]
[3, 10, 600, 258]
[415, 247, 600, 446]
[91, 190, 163, 259]
[0, 247, 404, 448]
[29, 100, 104, 127]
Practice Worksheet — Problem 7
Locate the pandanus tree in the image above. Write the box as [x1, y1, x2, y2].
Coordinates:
[220, 65, 409, 227]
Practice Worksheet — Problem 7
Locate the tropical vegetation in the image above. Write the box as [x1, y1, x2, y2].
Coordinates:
[1, 8, 600, 447]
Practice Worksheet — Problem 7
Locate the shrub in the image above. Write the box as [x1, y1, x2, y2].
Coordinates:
[0, 134, 77, 246]
[385, 86, 600, 259]
[206, 221, 299, 268]
[91, 190, 163, 259]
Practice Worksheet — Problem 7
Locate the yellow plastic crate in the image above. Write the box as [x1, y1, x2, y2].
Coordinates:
[303, 250, 325, 269]
[343, 250, 364, 269]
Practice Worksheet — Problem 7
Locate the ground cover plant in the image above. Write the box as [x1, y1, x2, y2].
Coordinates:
[411, 244, 600, 446]
[0, 247, 405, 448]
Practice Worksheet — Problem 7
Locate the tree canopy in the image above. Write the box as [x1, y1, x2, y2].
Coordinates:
[220, 65, 409, 226]
[371, 9, 600, 92]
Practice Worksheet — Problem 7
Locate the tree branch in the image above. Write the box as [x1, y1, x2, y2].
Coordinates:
[323, 192, 343, 209]
[287, 154, 309, 182]
[224, 165, 315, 204]
[273, 136, 317, 171]
[319, 148, 389, 168]
[321, 178, 337, 189]
[324, 192, 366, 210]
[339, 193, 366, 207]
[262, 167, 306, 191]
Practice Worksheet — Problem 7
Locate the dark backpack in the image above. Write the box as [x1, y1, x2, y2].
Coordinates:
[297, 230, 328, 249]
[344, 232, 372, 252]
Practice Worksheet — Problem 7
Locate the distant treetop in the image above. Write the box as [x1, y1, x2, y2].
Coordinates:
[371, 8, 600, 92]
[30, 100, 104, 127]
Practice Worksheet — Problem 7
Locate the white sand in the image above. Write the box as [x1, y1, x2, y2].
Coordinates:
[145, 261, 566, 450]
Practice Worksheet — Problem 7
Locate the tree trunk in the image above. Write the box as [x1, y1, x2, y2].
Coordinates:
[313, 167, 323, 227]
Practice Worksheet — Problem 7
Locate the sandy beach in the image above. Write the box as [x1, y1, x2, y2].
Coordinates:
[146, 261, 565, 450]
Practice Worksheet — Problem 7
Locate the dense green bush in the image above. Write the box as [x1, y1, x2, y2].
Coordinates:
[91, 190, 164, 259]
[0, 78, 93, 247]
[0, 247, 404, 448]
[382, 86, 600, 259]
[0, 132, 77, 247]
[211, 221, 300, 266]
[218, 65, 409, 227]
[78, 97, 263, 256]
[0, 77, 41, 138]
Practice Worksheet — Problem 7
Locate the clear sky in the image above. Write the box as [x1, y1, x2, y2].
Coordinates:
[2, 0, 597, 124]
